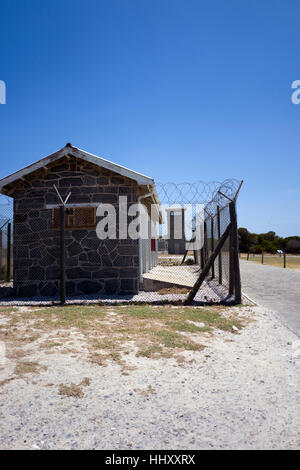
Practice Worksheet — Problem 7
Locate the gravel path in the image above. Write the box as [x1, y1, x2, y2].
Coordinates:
[240, 260, 300, 336]
[1, 305, 300, 449]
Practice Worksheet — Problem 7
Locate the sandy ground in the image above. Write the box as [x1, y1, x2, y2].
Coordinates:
[0, 305, 300, 450]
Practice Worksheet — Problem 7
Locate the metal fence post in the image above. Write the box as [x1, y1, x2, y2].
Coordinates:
[229, 228, 234, 295]
[0, 229, 2, 277]
[6, 222, 11, 282]
[60, 205, 66, 304]
[217, 205, 222, 284]
[200, 248, 204, 269]
[52, 184, 71, 305]
[203, 221, 208, 265]
[229, 202, 241, 304]
[284, 252, 286, 268]
[211, 217, 215, 279]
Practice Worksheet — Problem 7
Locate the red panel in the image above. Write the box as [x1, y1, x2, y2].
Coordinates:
[151, 238, 156, 252]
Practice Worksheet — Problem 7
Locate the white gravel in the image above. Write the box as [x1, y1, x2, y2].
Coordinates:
[1, 305, 300, 450]
[0, 279, 232, 306]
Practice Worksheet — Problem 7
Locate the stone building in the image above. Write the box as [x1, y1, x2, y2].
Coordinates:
[0, 144, 160, 297]
[166, 207, 186, 254]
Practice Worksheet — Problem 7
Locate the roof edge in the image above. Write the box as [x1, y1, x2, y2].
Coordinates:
[0, 144, 154, 191]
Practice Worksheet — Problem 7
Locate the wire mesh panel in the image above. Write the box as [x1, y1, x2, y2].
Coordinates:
[215, 204, 231, 289]
[0, 177, 242, 304]
[141, 179, 242, 304]
[0, 227, 6, 281]
[0, 196, 13, 287]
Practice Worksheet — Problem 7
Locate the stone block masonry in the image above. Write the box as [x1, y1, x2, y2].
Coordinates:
[10, 155, 139, 297]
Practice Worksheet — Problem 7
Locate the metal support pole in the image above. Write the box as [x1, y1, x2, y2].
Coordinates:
[200, 248, 204, 270]
[60, 205, 66, 304]
[52, 185, 71, 304]
[262, 252, 264, 264]
[193, 248, 198, 265]
[229, 202, 242, 304]
[0, 229, 2, 277]
[203, 221, 208, 265]
[217, 206, 222, 284]
[6, 223, 11, 282]
[181, 250, 188, 265]
[229, 229, 234, 295]
[211, 217, 215, 279]
[284, 252, 286, 268]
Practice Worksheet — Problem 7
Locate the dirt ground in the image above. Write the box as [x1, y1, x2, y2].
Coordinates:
[0, 303, 300, 449]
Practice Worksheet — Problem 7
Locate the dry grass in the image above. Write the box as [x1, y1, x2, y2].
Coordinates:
[0, 378, 14, 387]
[40, 341, 62, 349]
[58, 377, 91, 398]
[14, 361, 40, 377]
[137, 385, 156, 396]
[240, 253, 300, 270]
[58, 383, 84, 398]
[80, 377, 91, 387]
[157, 255, 181, 266]
[0, 303, 247, 371]
[90, 350, 123, 366]
[157, 287, 189, 295]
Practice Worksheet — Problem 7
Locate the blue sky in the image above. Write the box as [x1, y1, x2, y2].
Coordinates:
[0, 0, 299, 236]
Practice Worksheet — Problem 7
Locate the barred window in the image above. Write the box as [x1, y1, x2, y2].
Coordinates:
[52, 206, 96, 229]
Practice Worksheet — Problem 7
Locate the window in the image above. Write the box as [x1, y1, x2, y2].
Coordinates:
[52, 206, 96, 229]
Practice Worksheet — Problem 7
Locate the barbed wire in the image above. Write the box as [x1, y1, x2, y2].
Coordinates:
[0, 179, 242, 226]
[156, 181, 220, 206]
[204, 178, 241, 219]
[156, 179, 241, 207]
[0, 195, 12, 206]
[0, 178, 242, 301]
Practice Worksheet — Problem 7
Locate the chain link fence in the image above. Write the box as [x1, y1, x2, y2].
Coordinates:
[147, 179, 242, 304]
[0, 179, 242, 305]
[0, 196, 13, 287]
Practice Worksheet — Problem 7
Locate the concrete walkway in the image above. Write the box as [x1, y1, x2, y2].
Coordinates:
[143, 265, 198, 287]
[240, 259, 300, 336]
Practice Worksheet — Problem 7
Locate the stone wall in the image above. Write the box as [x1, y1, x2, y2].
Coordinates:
[8, 155, 139, 297]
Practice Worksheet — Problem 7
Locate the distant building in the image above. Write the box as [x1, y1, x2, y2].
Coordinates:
[166, 207, 186, 254]
[157, 238, 168, 252]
